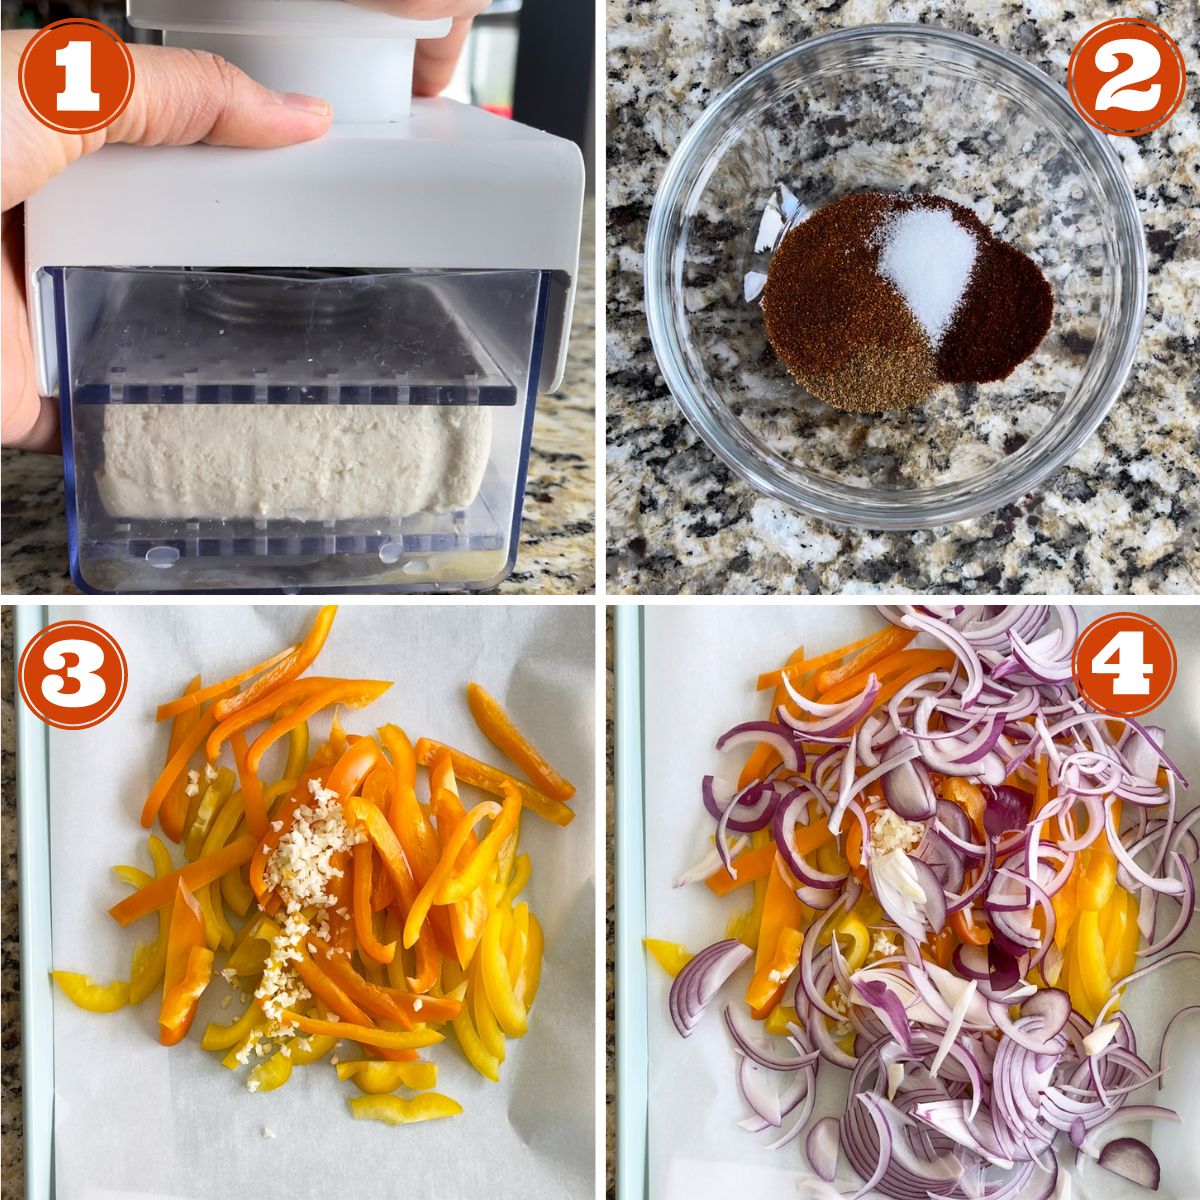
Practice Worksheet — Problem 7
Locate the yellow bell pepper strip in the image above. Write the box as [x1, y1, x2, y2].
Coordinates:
[435, 784, 523, 905]
[746, 927, 804, 1016]
[288, 1031, 338, 1065]
[212, 605, 337, 722]
[353, 842, 397, 964]
[379, 725, 440, 884]
[276, 1011, 443, 1053]
[414, 739, 574, 828]
[404, 800, 502, 950]
[51, 972, 131, 1013]
[466, 682, 576, 803]
[833, 911, 871, 972]
[160, 944, 214, 1045]
[110, 834, 258, 927]
[480, 905, 527, 1037]
[503, 854, 532, 906]
[749, 858, 806, 1018]
[644, 939, 693, 978]
[122, 835, 174, 1004]
[451, 1003, 501, 1081]
[248, 1050, 293, 1093]
[1078, 837, 1118, 911]
[1074, 908, 1114, 1022]
[514, 912, 543, 1011]
[283, 717, 310, 781]
[243, 681, 392, 781]
[470, 955, 508, 1060]
[507, 902, 530, 988]
[159, 880, 209, 1044]
[348, 1093, 462, 1125]
[141, 707, 221, 829]
[158, 676, 204, 841]
[765, 1005, 801, 1036]
[336, 1059, 438, 1093]
[202, 1001, 265, 1051]
[183, 767, 236, 861]
[156, 645, 296, 722]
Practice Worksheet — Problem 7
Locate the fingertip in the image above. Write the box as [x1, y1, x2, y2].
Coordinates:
[276, 92, 333, 118]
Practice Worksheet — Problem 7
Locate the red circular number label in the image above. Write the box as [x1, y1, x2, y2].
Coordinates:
[1072, 612, 1177, 717]
[18, 620, 129, 730]
[1068, 19, 1186, 137]
[17, 18, 135, 136]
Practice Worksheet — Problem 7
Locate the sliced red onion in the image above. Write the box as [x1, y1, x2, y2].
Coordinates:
[881, 756, 937, 821]
[723, 1005, 816, 1072]
[773, 782, 846, 890]
[1021, 988, 1072, 1039]
[738, 1055, 783, 1127]
[805, 1115, 841, 1182]
[669, 939, 752, 1038]
[1097, 1137, 1162, 1189]
[716, 720, 804, 772]
[1157, 1005, 1200, 1089]
[1137, 851, 1195, 956]
[852, 977, 913, 1053]
[909, 857, 947, 933]
[1075, 1104, 1180, 1159]
[900, 612, 984, 705]
[982, 784, 1034, 838]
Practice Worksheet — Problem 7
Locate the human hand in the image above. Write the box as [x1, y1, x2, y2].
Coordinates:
[1, 33, 333, 451]
[348, 1, 493, 97]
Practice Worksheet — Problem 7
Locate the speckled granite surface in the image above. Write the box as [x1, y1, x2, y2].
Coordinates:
[607, 0, 1200, 595]
[0, 202, 595, 597]
[604, 607, 615, 1200]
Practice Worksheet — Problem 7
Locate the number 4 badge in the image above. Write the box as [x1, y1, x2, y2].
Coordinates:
[1072, 612, 1178, 718]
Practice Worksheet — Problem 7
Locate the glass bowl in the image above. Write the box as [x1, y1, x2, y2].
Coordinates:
[643, 25, 1146, 530]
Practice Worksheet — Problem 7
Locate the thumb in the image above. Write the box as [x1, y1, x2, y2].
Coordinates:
[108, 43, 332, 149]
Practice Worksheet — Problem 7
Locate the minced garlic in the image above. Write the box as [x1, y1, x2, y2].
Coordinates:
[870, 809, 925, 856]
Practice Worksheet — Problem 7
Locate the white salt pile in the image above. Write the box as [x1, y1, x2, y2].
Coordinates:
[874, 207, 978, 348]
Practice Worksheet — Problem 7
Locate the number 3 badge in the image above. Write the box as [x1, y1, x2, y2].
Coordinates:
[19, 620, 129, 730]
[1068, 19, 1186, 137]
[1072, 612, 1177, 718]
[17, 18, 135, 136]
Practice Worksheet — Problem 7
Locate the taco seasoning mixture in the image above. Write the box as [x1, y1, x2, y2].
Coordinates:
[761, 192, 1053, 413]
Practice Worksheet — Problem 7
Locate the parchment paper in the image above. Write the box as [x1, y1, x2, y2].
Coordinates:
[45, 604, 595, 1200]
[641, 604, 1200, 1200]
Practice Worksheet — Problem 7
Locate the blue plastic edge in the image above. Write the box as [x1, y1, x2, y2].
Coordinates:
[614, 605, 648, 1200]
[14, 604, 54, 1200]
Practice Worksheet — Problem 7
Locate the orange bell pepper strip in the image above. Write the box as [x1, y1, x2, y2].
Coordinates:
[343, 796, 420, 911]
[950, 907, 991, 946]
[739, 645, 807, 788]
[212, 605, 337, 722]
[290, 944, 377, 1026]
[314, 942, 462, 1025]
[140, 707, 221, 829]
[941, 777, 987, 833]
[160, 944, 214, 1045]
[844, 815, 870, 884]
[466, 682, 576, 803]
[435, 784, 522, 905]
[206, 676, 343, 763]
[158, 676, 204, 841]
[159, 880, 208, 1045]
[243, 681, 392, 779]
[749, 860, 806, 1019]
[276, 1011, 442, 1052]
[109, 835, 258, 926]
[224, 728, 269, 839]
[705, 843, 778, 897]
[380, 725, 439, 884]
[816, 627, 916, 693]
[324, 734, 384, 804]
[413, 739, 574, 828]
[403, 802, 502, 949]
[746, 927, 803, 1015]
[819, 648, 954, 704]
[756, 631, 885, 691]
[156, 646, 296, 722]
[354, 842, 397, 964]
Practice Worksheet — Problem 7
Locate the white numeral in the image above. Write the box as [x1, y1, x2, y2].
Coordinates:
[55, 40, 100, 113]
[1090, 630, 1153, 695]
[41, 638, 107, 708]
[1094, 38, 1162, 112]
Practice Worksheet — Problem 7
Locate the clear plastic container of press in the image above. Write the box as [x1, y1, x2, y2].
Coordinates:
[54, 265, 548, 593]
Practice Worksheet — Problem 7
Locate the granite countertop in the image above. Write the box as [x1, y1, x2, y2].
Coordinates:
[607, 0, 1200, 595]
[0, 202, 595, 597]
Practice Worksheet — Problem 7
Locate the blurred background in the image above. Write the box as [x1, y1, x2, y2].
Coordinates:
[1, 0, 594, 189]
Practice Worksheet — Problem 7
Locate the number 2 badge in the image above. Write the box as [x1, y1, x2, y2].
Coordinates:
[1068, 19, 1186, 137]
